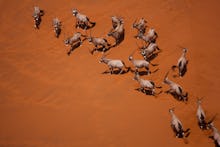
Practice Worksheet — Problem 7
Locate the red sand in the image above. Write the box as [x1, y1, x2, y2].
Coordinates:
[0, 0, 220, 146]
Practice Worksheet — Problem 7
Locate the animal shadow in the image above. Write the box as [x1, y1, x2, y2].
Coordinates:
[102, 68, 130, 75]
[55, 28, 61, 38]
[146, 53, 159, 62]
[130, 68, 159, 76]
[138, 71, 150, 76]
[90, 46, 111, 55]
[77, 22, 96, 30]
[111, 33, 125, 48]
[129, 69, 149, 76]
[209, 136, 220, 147]
[165, 91, 188, 103]
[67, 42, 81, 56]
[135, 88, 152, 96]
[135, 88, 162, 97]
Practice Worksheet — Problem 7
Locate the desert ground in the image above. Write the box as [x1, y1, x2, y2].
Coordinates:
[0, 0, 220, 146]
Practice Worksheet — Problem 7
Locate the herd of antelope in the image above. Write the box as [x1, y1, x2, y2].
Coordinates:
[32, 6, 219, 146]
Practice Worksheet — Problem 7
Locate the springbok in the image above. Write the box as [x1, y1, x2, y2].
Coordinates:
[53, 18, 61, 38]
[99, 54, 130, 74]
[133, 18, 147, 37]
[72, 9, 95, 30]
[209, 123, 220, 147]
[169, 108, 190, 138]
[133, 72, 162, 95]
[164, 72, 188, 102]
[172, 48, 188, 77]
[32, 6, 44, 29]
[137, 28, 158, 44]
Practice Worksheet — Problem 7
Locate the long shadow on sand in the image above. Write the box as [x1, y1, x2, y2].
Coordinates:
[102, 68, 130, 75]
[67, 42, 81, 56]
[77, 22, 96, 30]
[135, 88, 163, 97]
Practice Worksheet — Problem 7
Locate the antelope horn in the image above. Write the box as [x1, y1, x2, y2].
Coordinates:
[169, 107, 175, 112]
[135, 42, 141, 49]
[197, 97, 204, 101]
[208, 114, 218, 124]
[63, 32, 67, 39]
[164, 71, 170, 80]
[141, 41, 147, 48]
[89, 29, 92, 37]
[177, 45, 186, 49]
[133, 18, 137, 24]
[130, 48, 137, 56]
[101, 52, 110, 58]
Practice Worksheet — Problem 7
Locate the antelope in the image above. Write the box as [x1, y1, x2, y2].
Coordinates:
[137, 28, 158, 43]
[133, 18, 147, 37]
[128, 51, 157, 74]
[86, 32, 111, 54]
[172, 48, 188, 77]
[108, 19, 125, 46]
[72, 9, 95, 30]
[32, 6, 44, 29]
[169, 108, 190, 138]
[209, 123, 220, 147]
[53, 18, 61, 38]
[99, 54, 130, 74]
[140, 43, 160, 60]
[197, 98, 208, 130]
[111, 16, 123, 29]
[164, 72, 188, 102]
[64, 32, 85, 47]
[197, 98, 216, 130]
[133, 72, 162, 95]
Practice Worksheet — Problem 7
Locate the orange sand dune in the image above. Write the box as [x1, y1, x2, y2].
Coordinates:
[0, 0, 220, 146]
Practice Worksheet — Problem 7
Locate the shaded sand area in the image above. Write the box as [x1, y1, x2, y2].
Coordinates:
[0, 0, 220, 146]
